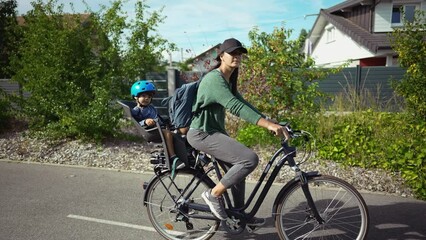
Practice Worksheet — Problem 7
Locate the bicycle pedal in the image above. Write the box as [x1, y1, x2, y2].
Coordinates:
[223, 217, 244, 234]
[185, 221, 194, 230]
[246, 225, 258, 233]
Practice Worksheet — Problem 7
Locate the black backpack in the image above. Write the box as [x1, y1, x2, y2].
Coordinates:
[162, 80, 201, 130]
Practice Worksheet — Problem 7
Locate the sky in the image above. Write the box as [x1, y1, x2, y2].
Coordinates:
[16, 0, 343, 62]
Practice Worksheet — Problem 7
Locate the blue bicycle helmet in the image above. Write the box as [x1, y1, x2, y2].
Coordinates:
[131, 80, 156, 97]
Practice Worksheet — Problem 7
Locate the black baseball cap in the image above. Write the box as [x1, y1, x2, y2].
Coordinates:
[216, 38, 248, 60]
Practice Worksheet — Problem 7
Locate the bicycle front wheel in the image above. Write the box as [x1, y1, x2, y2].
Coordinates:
[275, 175, 369, 240]
[145, 171, 220, 240]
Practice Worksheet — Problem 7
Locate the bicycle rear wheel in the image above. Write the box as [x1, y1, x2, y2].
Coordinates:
[145, 171, 219, 240]
[275, 175, 369, 240]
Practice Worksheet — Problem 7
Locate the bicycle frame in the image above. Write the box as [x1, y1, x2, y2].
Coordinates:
[143, 138, 324, 224]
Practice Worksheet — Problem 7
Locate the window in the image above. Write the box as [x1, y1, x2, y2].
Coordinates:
[392, 4, 419, 25]
[405, 5, 416, 22]
[392, 6, 402, 24]
[326, 26, 336, 43]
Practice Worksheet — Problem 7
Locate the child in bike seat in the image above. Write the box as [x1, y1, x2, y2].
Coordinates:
[130, 80, 185, 170]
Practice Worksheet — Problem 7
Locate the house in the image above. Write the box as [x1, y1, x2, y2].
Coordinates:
[190, 44, 220, 72]
[305, 0, 426, 67]
[175, 44, 220, 84]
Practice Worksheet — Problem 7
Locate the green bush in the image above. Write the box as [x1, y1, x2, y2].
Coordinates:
[390, 10, 426, 120]
[10, 4, 120, 141]
[234, 111, 426, 200]
[0, 97, 12, 133]
[315, 111, 426, 200]
[0, 87, 19, 133]
[236, 123, 279, 148]
[8, 0, 174, 142]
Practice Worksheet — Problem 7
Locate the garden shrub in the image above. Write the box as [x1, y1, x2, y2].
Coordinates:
[315, 111, 426, 200]
[390, 10, 426, 120]
[9, 0, 175, 142]
[0, 95, 12, 133]
[234, 110, 426, 200]
[236, 123, 279, 148]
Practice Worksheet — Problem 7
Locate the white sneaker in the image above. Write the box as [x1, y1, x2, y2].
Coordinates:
[201, 189, 227, 220]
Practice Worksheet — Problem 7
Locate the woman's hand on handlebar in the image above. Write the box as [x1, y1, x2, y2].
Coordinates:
[267, 122, 290, 141]
[258, 118, 290, 141]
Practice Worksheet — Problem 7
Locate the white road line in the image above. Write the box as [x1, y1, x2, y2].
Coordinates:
[67, 214, 156, 232]
[67, 214, 184, 235]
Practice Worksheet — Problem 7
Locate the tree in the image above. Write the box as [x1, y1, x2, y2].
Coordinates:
[297, 28, 308, 53]
[390, 10, 426, 120]
[177, 57, 194, 71]
[10, 0, 175, 141]
[239, 27, 334, 120]
[0, 0, 21, 132]
[0, 0, 20, 78]
[121, 1, 177, 80]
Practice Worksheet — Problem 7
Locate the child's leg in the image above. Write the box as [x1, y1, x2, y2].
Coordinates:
[178, 127, 189, 135]
[161, 129, 176, 157]
[162, 129, 185, 171]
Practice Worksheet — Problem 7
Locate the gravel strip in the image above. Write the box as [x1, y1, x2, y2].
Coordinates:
[0, 130, 413, 198]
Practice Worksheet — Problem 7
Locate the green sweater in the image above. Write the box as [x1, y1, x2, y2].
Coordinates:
[191, 69, 263, 134]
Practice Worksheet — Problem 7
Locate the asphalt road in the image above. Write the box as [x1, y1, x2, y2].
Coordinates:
[0, 161, 425, 240]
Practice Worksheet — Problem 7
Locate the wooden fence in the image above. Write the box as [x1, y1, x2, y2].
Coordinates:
[0, 66, 406, 115]
[0, 79, 21, 96]
[316, 66, 405, 110]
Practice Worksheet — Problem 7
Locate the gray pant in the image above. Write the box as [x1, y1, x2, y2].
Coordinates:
[187, 129, 259, 208]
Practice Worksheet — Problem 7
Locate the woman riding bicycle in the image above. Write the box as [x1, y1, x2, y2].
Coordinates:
[187, 38, 290, 226]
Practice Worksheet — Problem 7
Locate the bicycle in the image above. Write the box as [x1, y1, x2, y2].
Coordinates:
[142, 123, 370, 240]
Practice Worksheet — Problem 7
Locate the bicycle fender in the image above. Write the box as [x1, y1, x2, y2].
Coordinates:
[271, 171, 321, 214]
[142, 174, 158, 206]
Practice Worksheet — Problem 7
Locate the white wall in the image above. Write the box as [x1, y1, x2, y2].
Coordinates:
[309, 0, 426, 67]
[374, 0, 393, 32]
[311, 24, 375, 67]
[374, 0, 426, 32]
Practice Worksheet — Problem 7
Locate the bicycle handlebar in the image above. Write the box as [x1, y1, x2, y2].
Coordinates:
[277, 122, 315, 165]
[278, 122, 296, 141]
